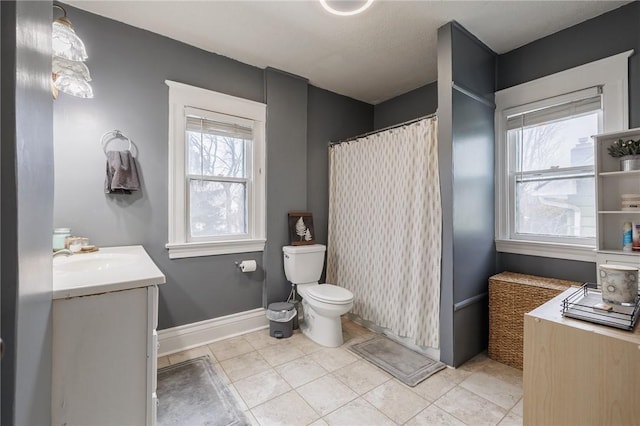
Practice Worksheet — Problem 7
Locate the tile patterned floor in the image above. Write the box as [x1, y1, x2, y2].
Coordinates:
[158, 319, 523, 426]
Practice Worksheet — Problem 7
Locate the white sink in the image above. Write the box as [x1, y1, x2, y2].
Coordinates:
[54, 253, 138, 274]
[53, 245, 165, 299]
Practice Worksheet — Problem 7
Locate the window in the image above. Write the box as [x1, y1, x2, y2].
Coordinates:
[507, 89, 601, 244]
[166, 81, 266, 259]
[495, 51, 631, 262]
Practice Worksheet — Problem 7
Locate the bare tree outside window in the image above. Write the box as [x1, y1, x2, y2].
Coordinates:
[186, 127, 249, 238]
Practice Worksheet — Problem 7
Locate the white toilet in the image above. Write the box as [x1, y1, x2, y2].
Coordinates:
[283, 244, 353, 347]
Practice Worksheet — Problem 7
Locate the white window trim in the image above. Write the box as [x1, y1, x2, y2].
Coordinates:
[165, 80, 266, 259]
[495, 50, 633, 262]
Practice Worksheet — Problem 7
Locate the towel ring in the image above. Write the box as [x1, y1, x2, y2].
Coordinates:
[101, 129, 133, 155]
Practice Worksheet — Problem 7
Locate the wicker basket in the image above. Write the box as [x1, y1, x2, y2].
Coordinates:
[488, 272, 581, 370]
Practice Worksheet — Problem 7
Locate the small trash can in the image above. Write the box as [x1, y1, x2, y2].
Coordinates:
[266, 302, 297, 339]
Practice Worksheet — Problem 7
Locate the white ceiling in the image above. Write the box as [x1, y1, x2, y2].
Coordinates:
[67, 0, 631, 104]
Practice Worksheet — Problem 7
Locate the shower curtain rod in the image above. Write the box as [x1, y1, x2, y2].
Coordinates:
[329, 111, 437, 145]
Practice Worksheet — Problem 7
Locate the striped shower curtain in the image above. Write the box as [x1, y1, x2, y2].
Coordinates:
[327, 117, 441, 349]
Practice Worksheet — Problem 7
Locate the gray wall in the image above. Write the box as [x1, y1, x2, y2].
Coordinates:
[53, 6, 292, 330]
[438, 22, 496, 367]
[373, 82, 437, 130]
[495, 1, 640, 282]
[1, 1, 54, 424]
[499, 254, 596, 283]
[437, 26, 455, 366]
[307, 86, 374, 281]
[264, 69, 309, 305]
[497, 1, 639, 128]
[53, 5, 370, 329]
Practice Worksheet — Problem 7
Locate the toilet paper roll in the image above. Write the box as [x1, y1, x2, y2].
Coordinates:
[239, 260, 257, 273]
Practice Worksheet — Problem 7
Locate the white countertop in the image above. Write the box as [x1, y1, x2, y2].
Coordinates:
[53, 245, 166, 299]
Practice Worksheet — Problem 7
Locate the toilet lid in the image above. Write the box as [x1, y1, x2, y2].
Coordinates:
[306, 284, 353, 304]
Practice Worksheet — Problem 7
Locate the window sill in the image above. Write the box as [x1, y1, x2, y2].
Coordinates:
[166, 239, 266, 259]
[495, 239, 596, 262]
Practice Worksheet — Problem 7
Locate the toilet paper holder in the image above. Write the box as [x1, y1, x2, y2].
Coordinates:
[235, 260, 257, 272]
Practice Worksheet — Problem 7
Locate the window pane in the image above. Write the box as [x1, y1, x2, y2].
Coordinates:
[189, 180, 246, 237]
[511, 112, 598, 172]
[515, 176, 595, 238]
[186, 131, 246, 178]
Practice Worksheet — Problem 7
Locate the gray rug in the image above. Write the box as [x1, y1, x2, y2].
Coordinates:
[349, 336, 446, 387]
[157, 356, 248, 426]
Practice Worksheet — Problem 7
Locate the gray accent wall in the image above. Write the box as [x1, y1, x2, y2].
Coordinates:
[264, 69, 309, 305]
[438, 22, 496, 367]
[373, 82, 437, 130]
[53, 5, 366, 329]
[499, 253, 596, 283]
[53, 6, 284, 330]
[497, 1, 639, 129]
[495, 1, 640, 282]
[307, 86, 374, 280]
[437, 25, 455, 366]
[1, 1, 54, 424]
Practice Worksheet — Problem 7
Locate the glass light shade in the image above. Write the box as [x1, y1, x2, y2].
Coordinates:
[52, 20, 88, 61]
[52, 56, 91, 81]
[54, 73, 94, 98]
[319, 0, 374, 16]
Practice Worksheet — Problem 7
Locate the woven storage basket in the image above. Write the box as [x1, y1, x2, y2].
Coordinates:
[488, 272, 580, 370]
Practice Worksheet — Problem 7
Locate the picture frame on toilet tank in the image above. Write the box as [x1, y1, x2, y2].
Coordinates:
[288, 212, 315, 246]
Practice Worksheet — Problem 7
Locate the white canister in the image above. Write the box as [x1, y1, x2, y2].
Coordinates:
[599, 264, 638, 305]
[53, 228, 71, 251]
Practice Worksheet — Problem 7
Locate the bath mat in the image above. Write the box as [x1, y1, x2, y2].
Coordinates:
[349, 336, 446, 387]
[157, 356, 248, 426]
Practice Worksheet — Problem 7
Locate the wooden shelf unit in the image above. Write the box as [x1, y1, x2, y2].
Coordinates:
[524, 288, 640, 426]
[594, 127, 640, 276]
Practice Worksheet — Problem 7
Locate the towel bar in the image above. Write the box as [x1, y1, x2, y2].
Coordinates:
[101, 129, 133, 155]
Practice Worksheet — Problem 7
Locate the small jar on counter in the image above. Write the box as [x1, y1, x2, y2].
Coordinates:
[53, 228, 71, 251]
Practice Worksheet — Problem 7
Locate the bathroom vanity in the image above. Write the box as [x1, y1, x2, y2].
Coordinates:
[52, 246, 165, 426]
[523, 288, 640, 425]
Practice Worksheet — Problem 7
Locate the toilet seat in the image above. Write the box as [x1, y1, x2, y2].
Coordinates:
[305, 284, 353, 305]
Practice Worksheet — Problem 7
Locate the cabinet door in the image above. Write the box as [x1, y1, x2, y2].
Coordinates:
[52, 288, 148, 426]
[524, 312, 640, 425]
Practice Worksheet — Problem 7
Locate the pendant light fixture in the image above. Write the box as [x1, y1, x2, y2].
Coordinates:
[52, 4, 93, 99]
[319, 0, 374, 16]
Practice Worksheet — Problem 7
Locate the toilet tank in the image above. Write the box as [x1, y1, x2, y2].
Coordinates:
[282, 244, 326, 284]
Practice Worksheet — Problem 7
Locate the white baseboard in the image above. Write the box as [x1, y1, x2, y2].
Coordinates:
[158, 308, 268, 356]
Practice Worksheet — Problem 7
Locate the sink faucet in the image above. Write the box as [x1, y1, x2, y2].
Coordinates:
[53, 249, 73, 258]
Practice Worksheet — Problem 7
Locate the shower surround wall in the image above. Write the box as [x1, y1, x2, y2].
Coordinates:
[438, 22, 497, 367]
[53, 5, 372, 331]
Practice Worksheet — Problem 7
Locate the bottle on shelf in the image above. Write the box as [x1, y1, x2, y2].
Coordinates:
[622, 221, 633, 251]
